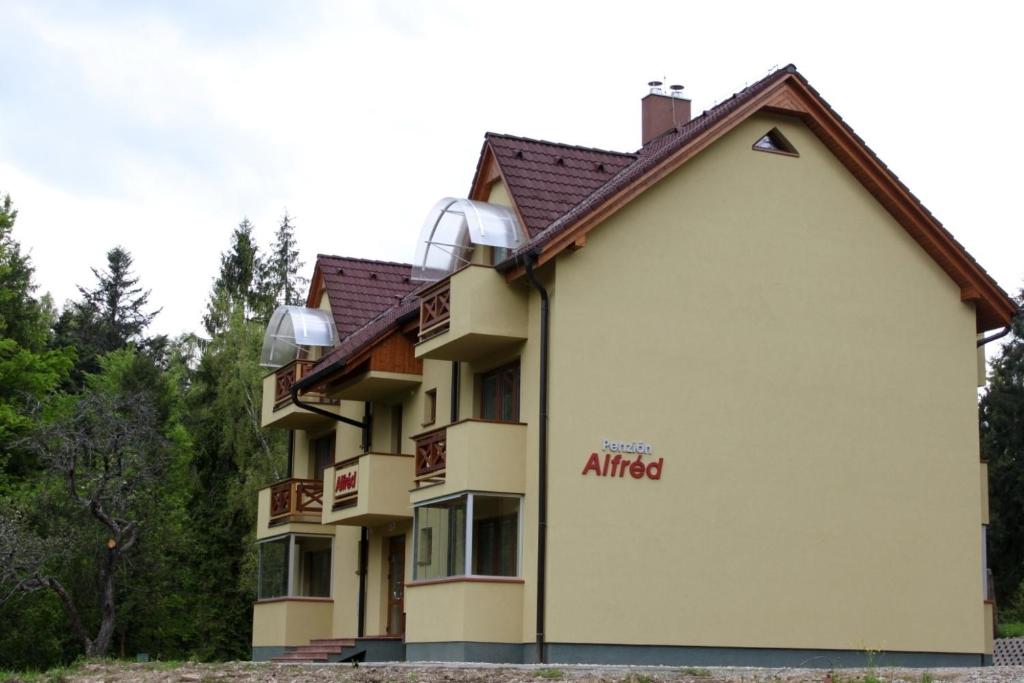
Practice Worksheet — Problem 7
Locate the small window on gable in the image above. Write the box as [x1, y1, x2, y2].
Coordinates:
[752, 128, 798, 157]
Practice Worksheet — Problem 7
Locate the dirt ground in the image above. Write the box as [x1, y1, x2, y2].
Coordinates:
[14, 661, 1022, 683]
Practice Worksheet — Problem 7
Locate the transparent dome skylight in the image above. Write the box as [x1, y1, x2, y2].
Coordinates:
[412, 198, 527, 281]
[259, 305, 337, 368]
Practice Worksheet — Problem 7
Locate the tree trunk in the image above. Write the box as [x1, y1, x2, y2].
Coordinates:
[88, 548, 119, 657]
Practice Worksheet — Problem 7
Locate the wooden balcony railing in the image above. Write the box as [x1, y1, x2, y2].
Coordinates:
[273, 359, 337, 408]
[268, 478, 324, 525]
[419, 280, 451, 340]
[414, 427, 447, 478]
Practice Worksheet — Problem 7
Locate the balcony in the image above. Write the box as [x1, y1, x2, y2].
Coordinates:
[254, 478, 324, 537]
[261, 359, 341, 429]
[415, 265, 528, 361]
[410, 419, 527, 499]
[321, 453, 415, 526]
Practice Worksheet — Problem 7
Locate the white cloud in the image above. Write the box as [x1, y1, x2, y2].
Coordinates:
[3, 0, 1022, 339]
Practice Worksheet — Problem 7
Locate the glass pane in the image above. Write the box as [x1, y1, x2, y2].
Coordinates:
[258, 538, 289, 599]
[312, 434, 334, 481]
[260, 306, 336, 367]
[414, 496, 467, 579]
[472, 496, 520, 577]
[481, 374, 498, 420]
[295, 536, 332, 597]
[499, 367, 518, 421]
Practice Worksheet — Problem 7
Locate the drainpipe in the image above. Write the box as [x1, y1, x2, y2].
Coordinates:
[357, 401, 372, 638]
[288, 378, 372, 640]
[523, 252, 550, 664]
[286, 430, 294, 477]
[357, 527, 368, 638]
[290, 383, 367, 430]
[977, 326, 1012, 347]
[451, 361, 461, 422]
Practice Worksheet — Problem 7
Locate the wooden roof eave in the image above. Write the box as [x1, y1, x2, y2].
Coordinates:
[468, 142, 534, 240]
[504, 74, 1016, 332]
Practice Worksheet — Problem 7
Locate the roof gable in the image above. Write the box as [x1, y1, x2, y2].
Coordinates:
[502, 66, 1016, 332]
[307, 255, 418, 339]
[470, 133, 636, 237]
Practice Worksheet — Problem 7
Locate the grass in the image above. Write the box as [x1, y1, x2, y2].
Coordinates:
[625, 674, 655, 683]
[0, 658, 196, 683]
[0, 663, 79, 683]
[997, 621, 1024, 637]
[679, 668, 711, 678]
[534, 669, 565, 680]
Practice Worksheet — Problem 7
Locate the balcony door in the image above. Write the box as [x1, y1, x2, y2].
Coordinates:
[386, 535, 406, 636]
[311, 432, 335, 481]
[480, 360, 519, 422]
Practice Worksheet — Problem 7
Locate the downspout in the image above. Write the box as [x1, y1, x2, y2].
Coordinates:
[288, 375, 372, 639]
[357, 527, 368, 638]
[977, 326, 1012, 347]
[451, 361, 461, 422]
[286, 430, 294, 477]
[523, 252, 550, 664]
[358, 401, 372, 637]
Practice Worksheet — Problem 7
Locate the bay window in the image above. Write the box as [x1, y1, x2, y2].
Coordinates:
[257, 534, 332, 600]
[413, 493, 521, 580]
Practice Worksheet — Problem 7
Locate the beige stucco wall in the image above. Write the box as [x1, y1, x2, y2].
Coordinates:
[406, 581, 524, 643]
[252, 599, 334, 647]
[542, 113, 985, 653]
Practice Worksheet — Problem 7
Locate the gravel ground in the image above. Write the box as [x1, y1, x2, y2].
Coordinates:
[16, 661, 1023, 683]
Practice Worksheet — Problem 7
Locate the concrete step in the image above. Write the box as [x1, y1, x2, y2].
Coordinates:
[309, 638, 356, 647]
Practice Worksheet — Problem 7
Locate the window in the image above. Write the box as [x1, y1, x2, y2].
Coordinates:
[391, 404, 404, 454]
[752, 127, 799, 156]
[413, 493, 521, 580]
[423, 388, 437, 426]
[257, 534, 333, 600]
[480, 360, 519, 422]
[310, 432, 335, 481]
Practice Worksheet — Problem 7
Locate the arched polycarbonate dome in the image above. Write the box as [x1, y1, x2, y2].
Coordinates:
[411, 198, 527, 281]
[259, 305, 337, 368]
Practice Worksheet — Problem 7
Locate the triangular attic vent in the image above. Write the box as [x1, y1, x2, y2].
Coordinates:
[753, 128, 798, 156]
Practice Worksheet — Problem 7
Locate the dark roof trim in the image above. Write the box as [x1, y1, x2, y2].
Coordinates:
[496, 64, 1016, 332]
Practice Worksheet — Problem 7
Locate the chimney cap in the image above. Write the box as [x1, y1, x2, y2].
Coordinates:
[670, 84, 686, 98]
[647, 80, 664, 95]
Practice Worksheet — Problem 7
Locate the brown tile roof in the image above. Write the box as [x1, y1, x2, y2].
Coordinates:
[312, 294, 420, 374]
[313, 255, 417, 339]
[507, 65, 795, 258]
[298, 63, 1018, 381]
[483, 133, 636, 237]
[497, 64, 1017, 329]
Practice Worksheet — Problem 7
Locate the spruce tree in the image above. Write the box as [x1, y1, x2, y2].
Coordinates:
[980, 294, 1024, 611]
[203, 218, 275, 336]
[54, 247, 161, 383]
[265, 211, 307, 308]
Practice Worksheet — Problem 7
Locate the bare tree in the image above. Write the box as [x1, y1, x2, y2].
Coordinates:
[0, 387, 170, 657]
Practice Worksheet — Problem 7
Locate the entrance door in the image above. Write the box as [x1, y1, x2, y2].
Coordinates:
[386, 535, 406, 636]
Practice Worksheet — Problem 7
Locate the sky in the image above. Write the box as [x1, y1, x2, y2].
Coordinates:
[2, 0, 1022, 340]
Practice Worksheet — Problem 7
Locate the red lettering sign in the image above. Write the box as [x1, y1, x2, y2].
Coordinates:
[581, 452, 663, 480]
[335, 471, 357, 493]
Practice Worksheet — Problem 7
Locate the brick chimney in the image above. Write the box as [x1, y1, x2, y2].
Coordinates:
[642, 83, 691, 146]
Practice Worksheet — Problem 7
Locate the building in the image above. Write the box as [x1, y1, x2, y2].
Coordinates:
[250, 65, 1018, 667]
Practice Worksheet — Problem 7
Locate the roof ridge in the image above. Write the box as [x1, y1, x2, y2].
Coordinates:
[486, 131, 636, 159]
[508, 65, 795, 254]
[316, 254, 412, 268]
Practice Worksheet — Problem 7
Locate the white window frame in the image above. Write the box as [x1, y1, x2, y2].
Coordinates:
[412, 491, 523, 580]
[257, 532, 334, 599]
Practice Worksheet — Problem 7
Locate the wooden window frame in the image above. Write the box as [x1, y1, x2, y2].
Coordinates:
[423, 388, 437, 427]
[478, 359, 520, 423]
